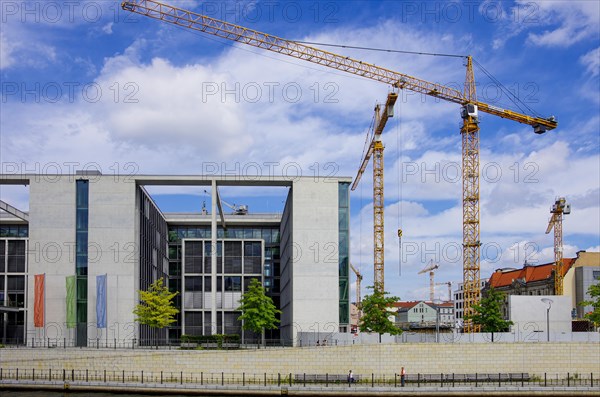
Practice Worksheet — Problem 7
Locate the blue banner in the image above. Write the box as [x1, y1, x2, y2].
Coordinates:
[96, 274, 107, 328]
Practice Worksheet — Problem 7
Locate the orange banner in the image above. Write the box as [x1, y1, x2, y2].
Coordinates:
[34, 274, 45, 327]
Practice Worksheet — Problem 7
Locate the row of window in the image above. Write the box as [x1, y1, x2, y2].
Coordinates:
[184, 275, 262, 292]
[169, 227, 281, 244]
[0, 225, 28, 238]
[0, 240, 26, 273]
[184, 311, 241, 336]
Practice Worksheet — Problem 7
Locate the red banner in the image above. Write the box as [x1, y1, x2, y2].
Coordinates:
[34, 274, 45, 327]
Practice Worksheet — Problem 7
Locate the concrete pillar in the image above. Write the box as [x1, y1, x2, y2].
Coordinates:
[211, 180, 217, 335]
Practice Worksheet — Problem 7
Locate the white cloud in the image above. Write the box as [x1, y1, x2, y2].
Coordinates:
[102, 22, 114, 35]
[580, 47, 600, 77]
[0, 32, 15, 69]
[491, 1, 599, 49]
[524, 1, 600, 48]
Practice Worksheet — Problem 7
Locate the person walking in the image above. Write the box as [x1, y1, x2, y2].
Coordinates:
[348, 370, 354, 386]
[400, 366, 406, 387]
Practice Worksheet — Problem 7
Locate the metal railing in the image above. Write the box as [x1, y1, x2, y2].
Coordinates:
[1, 337, 294, 349]
[0, 368, 598, 389]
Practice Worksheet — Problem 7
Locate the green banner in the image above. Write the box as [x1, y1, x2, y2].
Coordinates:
[66, 276, 76, 328]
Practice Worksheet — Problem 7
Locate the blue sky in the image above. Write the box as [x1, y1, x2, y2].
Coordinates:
[1, 0, 599, 301]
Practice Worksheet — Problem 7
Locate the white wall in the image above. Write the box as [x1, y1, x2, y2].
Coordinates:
[26, 175, 139, 344]
[509, 295, 572, 340]
[289, 178, 340, 340]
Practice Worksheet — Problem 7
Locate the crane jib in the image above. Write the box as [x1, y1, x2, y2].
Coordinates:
[121, 0, 557, 132]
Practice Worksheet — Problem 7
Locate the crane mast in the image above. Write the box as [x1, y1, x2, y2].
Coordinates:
[461, 57, 481, 333]
[545, 197, 570, 295]
[418, 260, 440, 302]
[351, 93, 397, 292]
[349, 263, 363, 324]
[122, 0, 558, 331]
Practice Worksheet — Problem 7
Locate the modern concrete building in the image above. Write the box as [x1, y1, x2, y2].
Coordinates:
[0, 173, 351, 346]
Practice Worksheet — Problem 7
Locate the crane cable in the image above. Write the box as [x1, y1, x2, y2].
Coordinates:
[166, 21, 545, 120]
[396, 99, 403, 277]
[472, 59, 542, 118]
[295, 41, 465, 59]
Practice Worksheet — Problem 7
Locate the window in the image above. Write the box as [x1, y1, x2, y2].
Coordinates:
[224, 276, 241, 291]
[593, 271, 600, 281]
[224, 241, 242, 273]
[185, 276, 202, 292]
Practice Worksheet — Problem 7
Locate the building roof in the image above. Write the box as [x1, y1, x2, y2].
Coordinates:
[392, 300, 452, 310]
[391, 301, 420, 310]
[488, 258, 575, 288]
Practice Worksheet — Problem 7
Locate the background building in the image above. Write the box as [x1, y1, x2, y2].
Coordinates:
[0, 173, 351, 346]
[453, 278, 488, 327]
[485, 252, 599, 322]
[394, 301, 454, 331]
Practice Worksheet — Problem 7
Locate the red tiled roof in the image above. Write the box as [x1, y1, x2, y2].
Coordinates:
[489, 258, 575, 288]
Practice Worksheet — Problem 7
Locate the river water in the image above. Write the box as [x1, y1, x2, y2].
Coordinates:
[2, 392, 198, 397]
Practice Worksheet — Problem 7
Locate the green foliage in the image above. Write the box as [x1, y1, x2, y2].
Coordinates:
[181, 334, 240, 344]
[579, 281, 600, 326]
[237, 279, 281, 335]
[133, 277, 179, 329]
[465, 287, 513, 339]
[359, 286, 402, 337]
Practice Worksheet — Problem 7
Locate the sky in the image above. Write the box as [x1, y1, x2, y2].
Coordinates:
[1, 0, 599, 302]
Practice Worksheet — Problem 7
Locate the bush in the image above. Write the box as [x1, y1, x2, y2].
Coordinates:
[180, 334, 240, 348]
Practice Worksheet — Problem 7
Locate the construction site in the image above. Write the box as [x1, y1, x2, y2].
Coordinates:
[0, 1, 599, 395]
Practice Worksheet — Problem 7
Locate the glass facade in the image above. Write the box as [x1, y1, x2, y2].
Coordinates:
[138, 188, 169, 345]
[181, 239, 263, 338]
[168, 225, 280, 341]
[338, 182, 350, 330]
[75, 179, 88, 346]
[0, 233, 28, 344]
[0, 225, 28, 238]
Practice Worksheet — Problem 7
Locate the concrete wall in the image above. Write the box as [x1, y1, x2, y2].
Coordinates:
[289, 178, 340, 340]
[26, 175, 139, 344]
[1, 343, 598, 376]
[509, 295, 572, 339]
[27, 176, 76, 342]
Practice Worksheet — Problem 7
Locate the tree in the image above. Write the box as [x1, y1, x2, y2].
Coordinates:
[359, 286, 402, 342]
[465, 287, 513, 342]
[133, 277, 179, 341]
[579, 281, 600, 327]
[237, 279, 281, 345]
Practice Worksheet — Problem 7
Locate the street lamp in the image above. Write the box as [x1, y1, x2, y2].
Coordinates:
[541, 298, 553, 342]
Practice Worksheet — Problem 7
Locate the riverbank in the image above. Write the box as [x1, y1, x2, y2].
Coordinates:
[2, 380, 600, 396]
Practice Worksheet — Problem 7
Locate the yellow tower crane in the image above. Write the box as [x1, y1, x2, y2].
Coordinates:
[418, 260, 440, 302]
[352, 93, 398, 292]
[122, 0, 558, 332]
[349, 263, 363, 322]
[545, 197, 571, 295]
